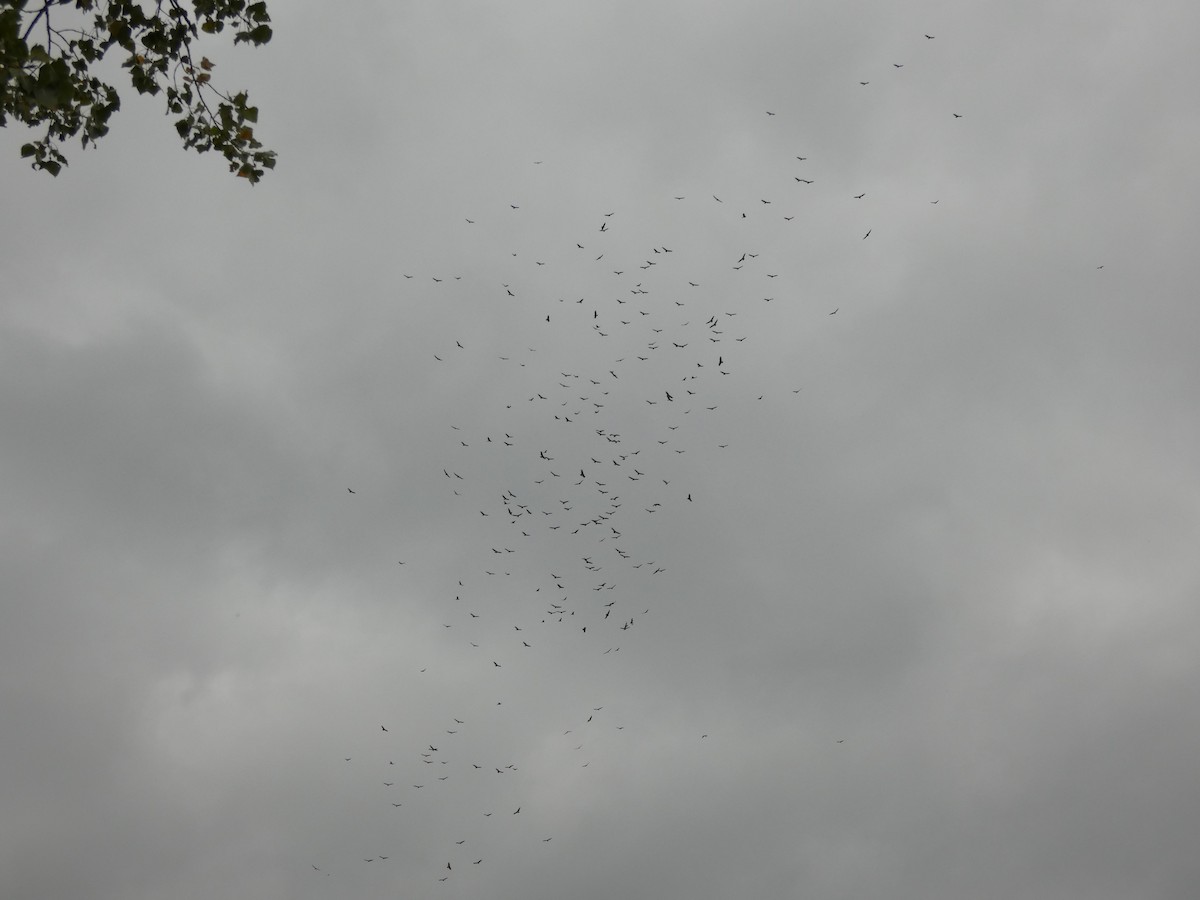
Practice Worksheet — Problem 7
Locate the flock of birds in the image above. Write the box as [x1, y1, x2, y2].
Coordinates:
[317, 32, 967, 888]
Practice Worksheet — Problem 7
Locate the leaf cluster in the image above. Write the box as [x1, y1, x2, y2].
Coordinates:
[1, 0, 275, 181]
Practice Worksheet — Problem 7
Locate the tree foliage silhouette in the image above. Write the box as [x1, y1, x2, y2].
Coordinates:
[1, 0, 275, 182]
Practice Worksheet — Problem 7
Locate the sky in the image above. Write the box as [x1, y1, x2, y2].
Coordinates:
[3, 1, 1200, 898]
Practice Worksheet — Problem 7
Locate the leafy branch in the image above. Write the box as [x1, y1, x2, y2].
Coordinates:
[1, 0, 275, 182]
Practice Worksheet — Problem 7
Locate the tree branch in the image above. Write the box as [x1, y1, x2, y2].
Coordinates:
[20, 0, 69, 43]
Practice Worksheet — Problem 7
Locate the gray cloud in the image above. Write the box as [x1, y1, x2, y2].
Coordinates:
[2, 1, 1199, 898]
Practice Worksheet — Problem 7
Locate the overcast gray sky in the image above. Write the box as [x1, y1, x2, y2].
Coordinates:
[3, 1, 1200, 898]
